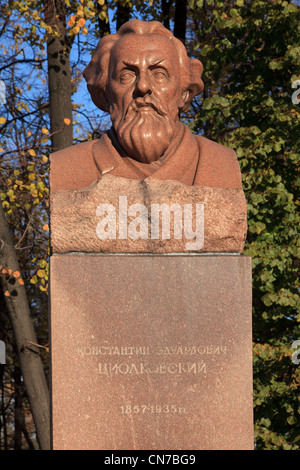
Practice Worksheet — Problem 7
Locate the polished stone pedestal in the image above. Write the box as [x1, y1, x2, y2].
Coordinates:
[50, 254, 253, 450]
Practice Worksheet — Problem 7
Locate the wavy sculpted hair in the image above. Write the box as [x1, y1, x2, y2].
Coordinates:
[83, 19, 204, 113]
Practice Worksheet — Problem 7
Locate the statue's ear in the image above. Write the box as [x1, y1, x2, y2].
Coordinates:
[179, 58, 204, 113]
[179, 89, 191, 113]
[182, 89, 190, 104]
[86, 84, 110, 113]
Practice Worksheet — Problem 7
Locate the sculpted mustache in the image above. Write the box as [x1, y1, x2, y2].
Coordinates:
[125, 98, 168, 119]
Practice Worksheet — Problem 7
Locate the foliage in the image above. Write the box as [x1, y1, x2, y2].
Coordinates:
[191, 0, 300, 449]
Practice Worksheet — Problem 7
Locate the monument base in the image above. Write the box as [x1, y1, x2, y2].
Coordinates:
[50, 254, 253, 450]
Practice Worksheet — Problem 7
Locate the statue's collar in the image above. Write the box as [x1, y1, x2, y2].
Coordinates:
[92, 124, 200, 186]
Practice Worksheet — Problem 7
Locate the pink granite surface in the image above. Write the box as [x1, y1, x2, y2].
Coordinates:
[50, 254, 253, 450]
[50, 175, 247, 254]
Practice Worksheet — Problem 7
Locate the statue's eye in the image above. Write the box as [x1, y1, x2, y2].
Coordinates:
[152, 69, 168, 83]
[120, 71, 136, 85]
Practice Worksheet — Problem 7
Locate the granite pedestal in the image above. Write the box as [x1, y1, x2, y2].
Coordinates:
[50, 254, 253, 450]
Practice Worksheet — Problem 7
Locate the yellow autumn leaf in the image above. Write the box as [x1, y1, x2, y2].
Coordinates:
[29, 149, 36, 157]
[42, 127, 49, 134]
[37, 269, 45, 278]
[30, 275, 38, 285]
[64, 118, 71, 125]
[0, 117, 6, 124]
[98, 11, 107, 21]
[72, 26, 80, 35]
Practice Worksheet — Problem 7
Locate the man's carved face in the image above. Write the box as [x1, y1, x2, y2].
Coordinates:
[107, 34, 183, 163]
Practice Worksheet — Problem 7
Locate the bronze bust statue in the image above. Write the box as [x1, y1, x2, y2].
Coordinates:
[50, 20, 242, 192]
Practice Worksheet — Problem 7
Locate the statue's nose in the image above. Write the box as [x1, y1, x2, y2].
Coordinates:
[134, 72, 152, 97]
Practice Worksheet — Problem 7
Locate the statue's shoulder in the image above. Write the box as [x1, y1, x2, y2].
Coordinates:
[50, 140, 100, 191]
[195, 134, 237, 157]
[194, 134, 242, 189]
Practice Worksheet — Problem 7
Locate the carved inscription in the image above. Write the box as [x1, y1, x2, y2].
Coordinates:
[76, 344, 228, 378]
[76, 345, 228, 356]
[120, 404, 187, 415]
[99, 361, 206, 377]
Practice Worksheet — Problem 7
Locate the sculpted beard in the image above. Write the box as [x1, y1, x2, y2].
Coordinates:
[111, 96, 178, 164]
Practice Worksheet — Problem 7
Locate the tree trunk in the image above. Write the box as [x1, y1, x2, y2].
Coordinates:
[45, 0, 73, 151]
[174, 0, 187, 44]
[0, 204, 50, 450]
[13, 364, 24, 450]
[96, 0, 111, 37]
[116, 1, 131, 30]
[161, 0, 171, 30]
[0, 363, 8, 450]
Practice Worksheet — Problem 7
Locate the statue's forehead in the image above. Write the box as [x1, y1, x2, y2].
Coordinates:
[111, 33, 178, 63]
